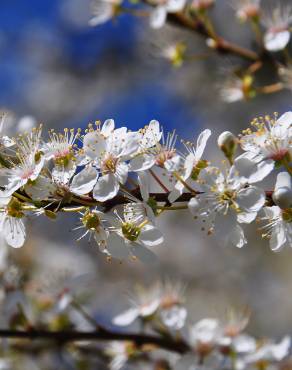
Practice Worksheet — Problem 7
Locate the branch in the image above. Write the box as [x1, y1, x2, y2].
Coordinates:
[167, 13, 259, 61]
[0, 328, 190, 354]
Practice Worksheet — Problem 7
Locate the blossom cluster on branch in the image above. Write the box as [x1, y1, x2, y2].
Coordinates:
[0, 266, 291, 370]
[89, 0, 292, 102]
[0, 110, 290, 257]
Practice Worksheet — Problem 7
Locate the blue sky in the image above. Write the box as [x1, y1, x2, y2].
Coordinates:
[0, 0, 199, 135]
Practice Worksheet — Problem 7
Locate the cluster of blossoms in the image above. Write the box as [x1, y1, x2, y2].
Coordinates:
[108, 282, 292, 370]
[89, 0, 292, 103]
[0, 261, 291, 370]
[0, 111, 290, 258]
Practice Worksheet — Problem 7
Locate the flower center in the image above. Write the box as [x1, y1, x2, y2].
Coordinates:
[82, 212, 101, 230]
[155, 149, 175, 167]
[269, 149, 289, 161]
[122, 222, 141, 242]
[55, 149, 74, 167]
[282, 208, 292, 223]
[219, 190, 235, 204]
[101, 154, 119, 174]
[6, 198, 24, 219]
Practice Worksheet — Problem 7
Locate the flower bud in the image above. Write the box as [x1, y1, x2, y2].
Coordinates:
[217, 131, 238, 163]
[272, 172, 292, 209]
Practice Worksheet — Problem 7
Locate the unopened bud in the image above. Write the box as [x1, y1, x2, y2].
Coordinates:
[191, 0, 214, 12]
[272, 172, 292, 209]
[217, 131, 238, 164]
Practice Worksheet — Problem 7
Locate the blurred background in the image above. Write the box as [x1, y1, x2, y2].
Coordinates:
[1, 0, 292, 359]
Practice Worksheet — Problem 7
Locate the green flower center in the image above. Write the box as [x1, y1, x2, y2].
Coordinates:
[7, 198, 24, 218]
[82, 212, 101, 230]
[122, 222, 141, 242]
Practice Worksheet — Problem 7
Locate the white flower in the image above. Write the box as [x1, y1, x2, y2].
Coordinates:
[232, 0, 261, 22]
[106, 342, 135, 370]
[188, 318, 221, 356]
[169, 129, 211, 202]
[261, 206, 292, 251]
[220, 74, 254, 103]
[42, 128, 80, 184]
[188, 166, 265, 248]
[105, 204, 163, 262]
[262, 6, 292, 52]
[0, 197, 26, 248]
[158, 281, 187, 330]
[0, 128, 44, 196]
[113, 280, 186, 330]
[112, 283, 161, 326]
[82, 124, 140, 202]
[128, 120, 162, 172]
[235, 112, 292, 183]
[89, 0, 122, 26]
[74, 208, 110, 248]
[0, 114, 15, 149]
[149, 0, 186, 29]
[161, 42, 186, 67]
[245, 336, 291, 364]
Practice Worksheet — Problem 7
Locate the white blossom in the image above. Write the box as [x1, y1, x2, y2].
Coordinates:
[262, 5, 292, 52]
[82, 122, 140, 202]
[235, 112, 292, 183]
[188, 166, 265, 248]
[261, 206, 292, 251]
[89, 0, 122, 26]
[149, 0, 186, 29]
[169, 129, 211, 202]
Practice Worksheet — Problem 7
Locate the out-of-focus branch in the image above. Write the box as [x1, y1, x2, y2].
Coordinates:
[0, 329, 190, 354]
[167, 13, 259, 61]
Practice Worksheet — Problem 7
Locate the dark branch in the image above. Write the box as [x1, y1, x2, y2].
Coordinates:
[0, 329, 190, 354]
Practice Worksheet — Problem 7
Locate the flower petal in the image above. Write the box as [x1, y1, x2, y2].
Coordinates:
[93, 174, 119, 202]
[70, 166, 99, 195]
[139, 224, 164, 247]
[112, 308, 140, 326]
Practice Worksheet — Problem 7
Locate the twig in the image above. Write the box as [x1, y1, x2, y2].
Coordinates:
[0, 329, 190, 354]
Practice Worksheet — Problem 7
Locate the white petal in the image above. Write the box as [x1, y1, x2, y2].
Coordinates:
[142, 120, 162, 148]
[106, 233, 130, 259]
[188, 197, 201, 216]
[235, 155, 274, 183]
[138, 172, 150, 202]
[128, 154, 155, 172]
[160, 306, 187, 330]
[101, 119, 115, 136]
[276, 111, 292, 129]
[3, 217, 26, 248]
[236, 186, 265, 213]
[115, 162, 128, 184]
[264, 30, 290, 52]
[112, 308, 139, 326]
[149, 6, 167, 29]
[270, 224, 287, 252]
[70, 166, 99, 195]
[228, 224, 247, 248]
[195, 129, 211, 160]
[83, 131, 107, 160]
[237, 211, 257, 224]
[139, 224, 164, 247]
[118, 132, 140, 159]
[24, 175, 56, 200]
[93, 174, 119, 202]
[164, 154, 181, 172]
